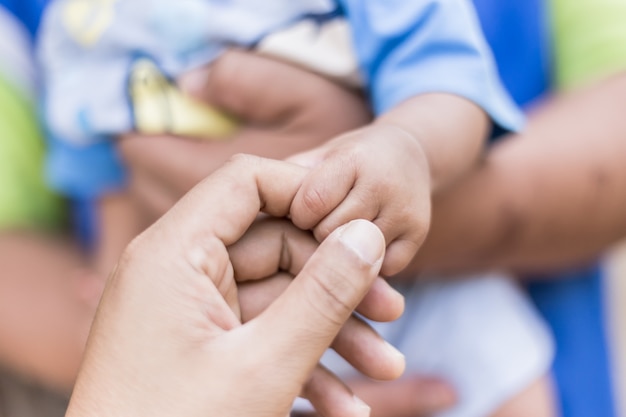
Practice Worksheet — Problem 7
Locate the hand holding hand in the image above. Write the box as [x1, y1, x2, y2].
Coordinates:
[67, 156, 404, 417]
[288, 124, 433, 276]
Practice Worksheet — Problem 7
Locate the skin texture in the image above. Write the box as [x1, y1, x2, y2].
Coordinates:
[285, 93, 488, 275]
[67, 156, 403, 417]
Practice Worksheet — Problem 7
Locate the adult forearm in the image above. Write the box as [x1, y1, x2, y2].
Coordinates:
[0, 232, 92, 391]
[376, 94, 489, 193]
[408, 73, 626, 275]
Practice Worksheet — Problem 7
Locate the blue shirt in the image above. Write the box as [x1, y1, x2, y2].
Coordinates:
[341, 0, 522, 126]
[41, 0, 522, 198]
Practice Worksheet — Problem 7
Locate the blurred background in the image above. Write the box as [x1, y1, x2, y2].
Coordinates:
[2, 1, 626, 417]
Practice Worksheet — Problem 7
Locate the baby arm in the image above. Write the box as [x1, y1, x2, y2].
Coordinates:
[287, 0, 521, 276]
[288, 94, 489, 276]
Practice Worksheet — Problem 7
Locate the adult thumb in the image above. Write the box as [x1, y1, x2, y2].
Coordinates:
[255, 219, 392, 375]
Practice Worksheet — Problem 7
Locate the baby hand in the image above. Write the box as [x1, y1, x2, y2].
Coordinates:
[288, 123, 432, 276]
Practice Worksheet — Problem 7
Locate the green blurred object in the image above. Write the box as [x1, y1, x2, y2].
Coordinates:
[0, 76, 65, 231]
[552, 0, 626, 89]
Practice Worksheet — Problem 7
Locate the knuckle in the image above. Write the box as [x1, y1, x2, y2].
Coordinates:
[299, 186, 332, 219]
[306, 266, 356, 327]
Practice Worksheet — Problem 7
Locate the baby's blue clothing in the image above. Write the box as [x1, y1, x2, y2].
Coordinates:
[39, 0, 522, 199]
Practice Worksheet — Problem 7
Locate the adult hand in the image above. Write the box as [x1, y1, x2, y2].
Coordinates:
[229, 217, 407, 413]
[346, 377, 457, 417]
[293, 376, 456, 417]
[67, 156, 404, 417]
[118, 49, 371, 222]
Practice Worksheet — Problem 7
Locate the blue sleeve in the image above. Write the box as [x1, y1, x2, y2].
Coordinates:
[0, 0, 49, 36]
[339, 0, 524, 131]
[46, 134, 127, 198]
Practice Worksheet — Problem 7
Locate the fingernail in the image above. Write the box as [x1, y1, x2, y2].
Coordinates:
[384, 340, 406, 365]
[339, 220, 385, 265]
[353, 395, 371, 417]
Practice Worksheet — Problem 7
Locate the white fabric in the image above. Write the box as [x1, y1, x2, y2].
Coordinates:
[293, 274, 554, 417]
[257, 19, 362, 87]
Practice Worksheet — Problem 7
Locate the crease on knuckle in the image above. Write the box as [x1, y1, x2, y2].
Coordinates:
[299, 186, 332, 220]
[186, 234, 229, 284]
[305, 266, 355, 328]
